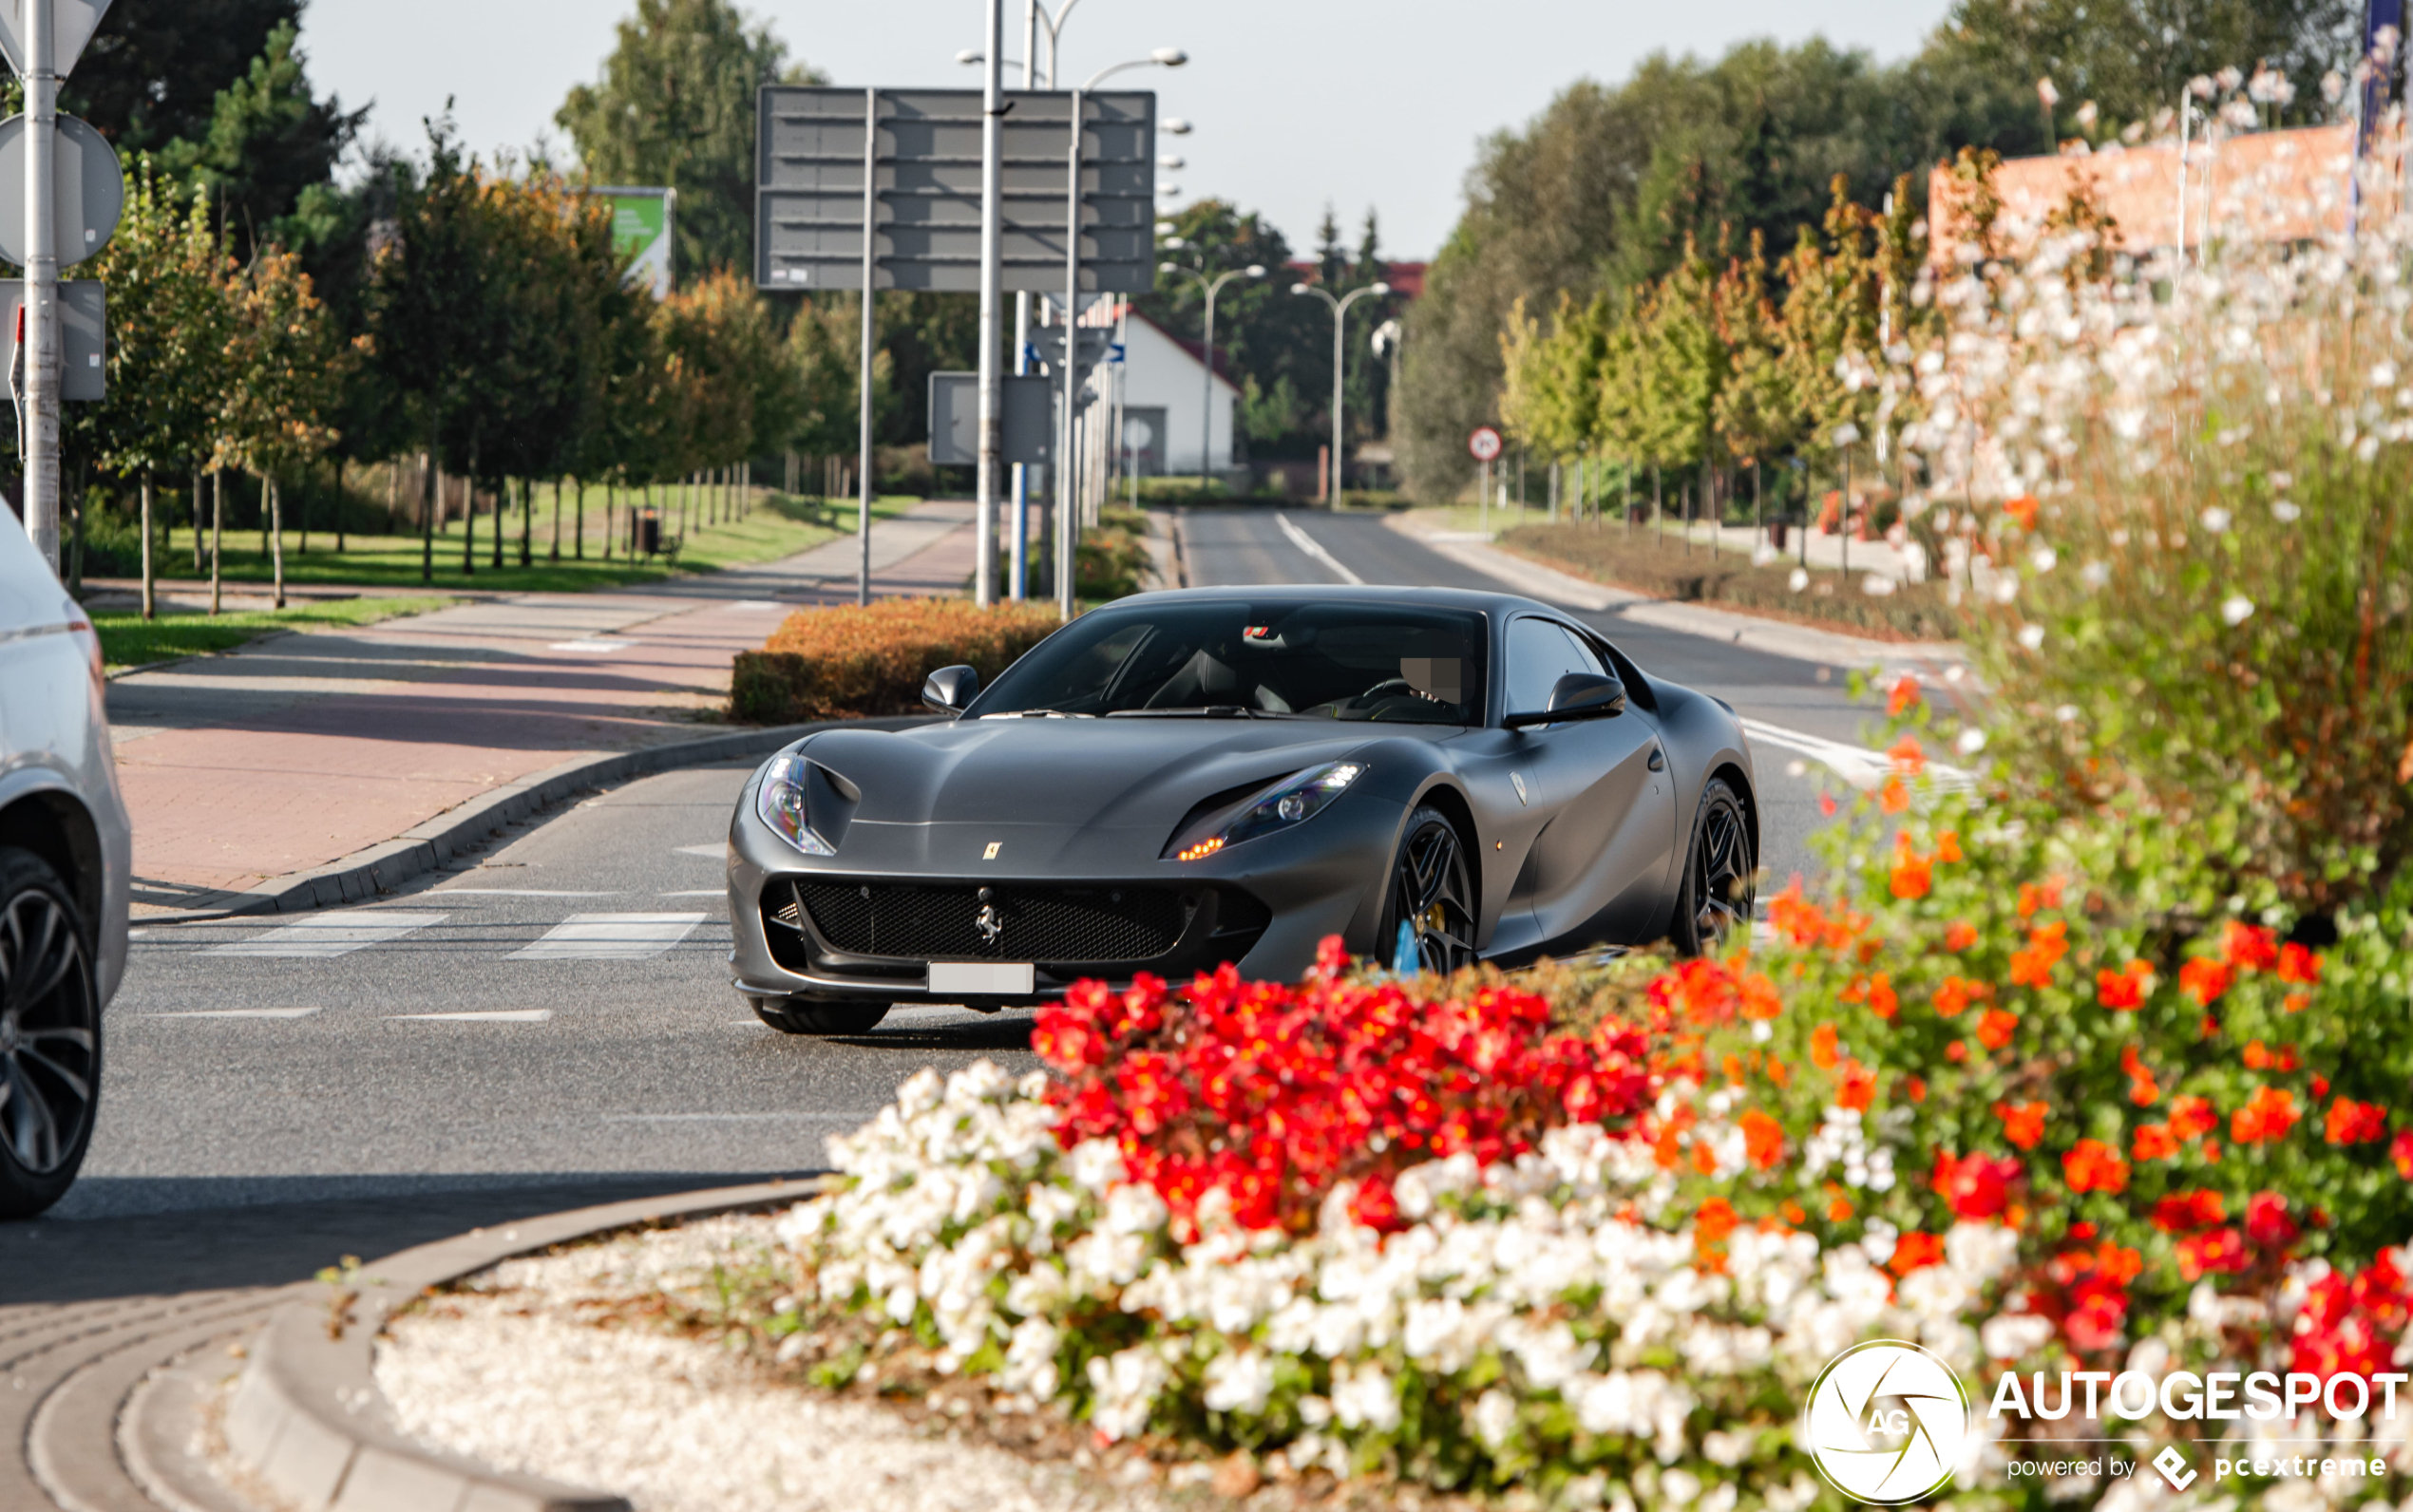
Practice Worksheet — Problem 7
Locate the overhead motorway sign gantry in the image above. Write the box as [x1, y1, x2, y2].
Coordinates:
[754, 86, 1157, 294]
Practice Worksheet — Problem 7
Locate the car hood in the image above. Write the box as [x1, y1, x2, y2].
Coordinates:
[796, 718, 1410, 837]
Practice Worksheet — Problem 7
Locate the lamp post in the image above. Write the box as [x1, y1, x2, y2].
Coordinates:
[1158, 259, 1264, 489]
[1053, 48, 1186, 620]
[1291, 280, 1389, 507]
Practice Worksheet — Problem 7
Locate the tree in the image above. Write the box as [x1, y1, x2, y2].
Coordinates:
[80, 163, 230, 617]
[159, 20, 363, 257]
[1711, 231, 1800, 472]
[66, 1, 305, 153]
[218, 245, 335, 608]
[555, 0, 818, 284]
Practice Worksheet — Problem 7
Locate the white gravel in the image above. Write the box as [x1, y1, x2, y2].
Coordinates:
[374, 1216, 1171, 1512]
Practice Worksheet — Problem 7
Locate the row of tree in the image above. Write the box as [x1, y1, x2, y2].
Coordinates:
[1396, 0, 2362, 494]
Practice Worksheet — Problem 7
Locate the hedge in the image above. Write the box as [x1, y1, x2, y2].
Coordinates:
[730, 598, 1061, 723]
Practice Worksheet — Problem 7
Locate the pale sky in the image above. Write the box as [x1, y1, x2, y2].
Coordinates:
[299, 0, 1956, 260]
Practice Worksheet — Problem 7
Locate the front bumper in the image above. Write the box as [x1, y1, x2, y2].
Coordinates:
[725, 773, 1404, 1008]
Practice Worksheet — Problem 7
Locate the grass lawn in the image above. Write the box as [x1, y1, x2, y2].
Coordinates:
[94, 595, 459, 674]
[123, 487, 924, 597]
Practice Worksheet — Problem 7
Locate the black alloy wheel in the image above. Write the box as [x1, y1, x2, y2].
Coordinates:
[754, 998, 890, 1035]
[0, 846, 101, 1219]
[1378, 805, 1477, 977]
[1675, 777, 1756, 956]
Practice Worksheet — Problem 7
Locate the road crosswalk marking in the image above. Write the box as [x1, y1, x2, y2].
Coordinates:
[389, 1009, 555, 1023]
[507, 912, 706, 961]
[146, 1007, 323, 1019]
[206, 911, 449, 958]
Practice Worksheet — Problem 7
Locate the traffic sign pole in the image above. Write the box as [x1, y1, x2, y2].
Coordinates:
[23, 0, 57, 571]
[972, 0, 1002, 611]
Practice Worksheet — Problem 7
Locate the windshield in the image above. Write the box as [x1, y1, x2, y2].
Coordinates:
[972, 600, 1488, 725]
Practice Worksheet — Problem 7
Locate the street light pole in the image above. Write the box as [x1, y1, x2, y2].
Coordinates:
[23, 0, 60, 572]
[1159, 261, 1264, 489]
[1290, 280, 1389, 507]
[972, 0, 1005, 609]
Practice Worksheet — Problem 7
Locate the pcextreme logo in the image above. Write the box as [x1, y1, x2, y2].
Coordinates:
[1802, 1341, 1971, 1505]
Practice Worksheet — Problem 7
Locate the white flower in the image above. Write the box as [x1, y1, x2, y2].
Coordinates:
[2029, 546, 2057, 573]
[2080, 559, 2109, 589]
[1862, 574, 1896, 596]
[1788, 567, 1810, 593]
[1956, 728, 1986, 755]
[1471, 1389, 1517, 1448]
[2055, 704, 2080, 723]
[2017, 624, 2045, 650]
[1662, 1467, 1703, 1508]
[2272, 499, 2301, 522]
[2200, 506, 2232, 533]
[1330, 1363, 1401, 1432]
[1202, 1349, 1275, 1416]
[2221, 594, 2255, 626]
[1981, 1312, 2057, 1361]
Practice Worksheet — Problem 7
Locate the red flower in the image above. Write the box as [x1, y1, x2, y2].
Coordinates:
[1976, 1009, 2020, 1049]
[2063, 1139, 2131, 1194]
[1811, 1021, 1839, 1068]
[1943, 920, 1979, 953]
[2232, 1086, 2301, 1145]
[2277, 942, 2323, 986]
[1890, 852, 1932, 899]
[2152, 1190, 2226, 1232]
[2168, 1095, 2217, 1141]
[2222, 921, 2280, 973]
[1933, 976, 1991, 1018]
[1996, 1101, 2048, 1150]
[1932, 1149, 2021, 1218]
[1836, 1058, 1879, 1111]
[2177, 1227, 2251, 1280]
[2247, 1191, 2300, 1250]
[2004, 494, 2040, 531]
[2326, 1097, 2389, 1146]
[2243, 1039, 2271, 1069]
[1890, 1230, 1946, 1276]
[2010, 921, 2069, 988]
[2096, 960, 2154, 1010]
[2394, 1130, 2413, 1180]
[2179, 956, 2233, 1007]
[2133, 1124, 2179, 1162]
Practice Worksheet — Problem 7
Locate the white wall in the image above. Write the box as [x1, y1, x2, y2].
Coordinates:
[1117, 314, 1242, 476]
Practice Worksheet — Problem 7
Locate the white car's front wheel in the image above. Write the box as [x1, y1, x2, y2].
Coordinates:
[0, 845, 101, 1219]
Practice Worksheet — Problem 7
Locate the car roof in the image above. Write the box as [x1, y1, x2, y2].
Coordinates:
[1107, 583, 1563, 623]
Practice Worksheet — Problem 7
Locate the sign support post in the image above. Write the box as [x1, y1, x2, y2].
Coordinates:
[856, 87, 876, 607]
[972, 0, 1002, 610]
[1057, 88, 1082, 622]
[23, 0, 57, 570]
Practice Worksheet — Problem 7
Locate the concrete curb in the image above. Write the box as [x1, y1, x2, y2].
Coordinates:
[224, 1177, 827, 1512]
[143, 715, 942, 925]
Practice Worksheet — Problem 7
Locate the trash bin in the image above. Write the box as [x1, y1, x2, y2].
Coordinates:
[634, 508, 661, 557]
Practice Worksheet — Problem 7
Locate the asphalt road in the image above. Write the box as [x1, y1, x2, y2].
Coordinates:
[28, 505, 1898, 1273]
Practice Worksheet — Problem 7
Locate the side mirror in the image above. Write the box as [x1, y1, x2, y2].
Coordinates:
[922, 664, 979, 714]
[1503, 671, 1625, 729]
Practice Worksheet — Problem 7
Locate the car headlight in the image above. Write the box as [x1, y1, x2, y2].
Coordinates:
[1170, 762, 1365, 861]
[756, 754, 836, 857]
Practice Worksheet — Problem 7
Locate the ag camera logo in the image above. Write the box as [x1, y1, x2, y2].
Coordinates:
[1803, 1340, 1970, 1504]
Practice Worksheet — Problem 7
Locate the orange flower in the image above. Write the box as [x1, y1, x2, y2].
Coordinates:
[2016, 876, 2067, 919]
[2119, 1045, 2159, 1106]
[2277, 942, 2323, 986]
[1890, 1230, 1947, 1276]
[1694, 1196, 1739, 1245]
[1934, 975, 1992, 1018]
[2063, 1138, 2131, 1194]
[2232, 1086, 2301, 1145]
[1836, 1058, 1878, 1111]
[1943, 920, 1979, 953]
[2096, 959, 2154, 1010]
[2243, 1040, 2270, 1070]
[2004, 493, 2040, 530]
[1869, 973, 1898, 1020]
[1768, 881, 1825, 947]
[1890, 852, 1933, 900]
[1946, 1040, 1968, 1063]
[1738, 1108, 1786, 1168]
[1976, 1009, 2020, 1049]
[1887, 674, 1923, 717]
[2133, 1124, 2180, 1161]
[1935, 830, 1963, 863]
[2168, 1095, 2217, 1140]
[1996, 1099, 2049, 1149]
[1738, 970, 1783, 1021]
[2009, 920, 2069, 988]
[1888, 735, 1928, 776]
[1906, 1075, 1928, 1103]
[1811, 1021, 1840, 1069]
[2179, 956, 2233, 1007]
[1827, 1194, 1854, 1222]
[1878, 776, 1910, 814]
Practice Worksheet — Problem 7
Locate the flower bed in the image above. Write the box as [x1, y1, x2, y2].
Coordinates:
[730, 597, 1058, 723]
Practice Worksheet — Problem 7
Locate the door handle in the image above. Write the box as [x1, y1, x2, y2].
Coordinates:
[1646, 747, 1665, 772]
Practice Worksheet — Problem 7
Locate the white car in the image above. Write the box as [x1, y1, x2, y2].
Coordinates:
[0, 506, 128, 1218]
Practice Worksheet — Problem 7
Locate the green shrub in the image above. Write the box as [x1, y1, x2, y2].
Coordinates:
[731, 597, 1059, 723]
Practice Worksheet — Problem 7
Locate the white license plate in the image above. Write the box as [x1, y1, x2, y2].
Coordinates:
[927, 961, 1036, 995]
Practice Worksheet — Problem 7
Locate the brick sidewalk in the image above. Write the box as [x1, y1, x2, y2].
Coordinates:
[108, 501, 980, 913]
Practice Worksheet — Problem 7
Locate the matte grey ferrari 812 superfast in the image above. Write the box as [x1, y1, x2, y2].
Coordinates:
[725, 586, 1756, 1033]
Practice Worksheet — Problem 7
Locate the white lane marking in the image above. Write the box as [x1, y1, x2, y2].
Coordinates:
[147, 1007, 323, 1020]
[435, 888, 619, 897]
[389, 1010, 555, 1023]
[727, 600, 784, 611]
[1739, 718, 1971, 792]
[550, 639, 633, 653]
[507, 912, 707, 961]
[674, 843, 727, 859]
[208, 911, 448, 958]
[601, 1111, 865, 1124]
[1275, 512, 1363, 584]
[657, 889, 726, 898]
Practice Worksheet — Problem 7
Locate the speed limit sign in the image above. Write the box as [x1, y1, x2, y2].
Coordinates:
[1467, 425, 1504, 463]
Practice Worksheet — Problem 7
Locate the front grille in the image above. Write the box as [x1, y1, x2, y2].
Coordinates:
[789, 880, 1193, 964]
